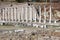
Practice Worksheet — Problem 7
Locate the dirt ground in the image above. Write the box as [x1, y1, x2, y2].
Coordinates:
[0, 26, 60, 40]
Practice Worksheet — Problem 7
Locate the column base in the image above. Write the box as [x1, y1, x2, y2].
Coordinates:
[54, 20, 56, 23]
[44, 25, 47, 28]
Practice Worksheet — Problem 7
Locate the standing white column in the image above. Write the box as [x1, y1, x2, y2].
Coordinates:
[7, 8, 8, 21]
[11, 8, 13, 21]
[49, 6, 52, 23]
[0, 9, 3, 25]
[32, 6, 36, 22]
[5, 8, 7, 21]
[39, 6, 41, 23]
[27, 6, 30, 21]
[43, 6, 47, 28]
[34, 7, 37, 22]
[17, 7, 20, 22]
[14, 7, 17, 22]
[9, 8, 11, 22]
[21, 6, 24, 22]
[44, 6, 46, 23]
[4, 8, 5, 21]
[23, 7, 26, 22]
[29, 6, 32, 22]
[13, 7, 15, 21]
[23, 7, 25, 22]
[0, 9, 1, 21]
[16, 7, 17, 22]
[25, 6, 28, 22]
[2, 8, 5, 21]
[7, 7, 10, 21]
[12, 8, 14, 21]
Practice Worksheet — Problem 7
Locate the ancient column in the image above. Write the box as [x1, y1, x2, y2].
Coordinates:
[34, 7, 37, 22]
[4, 8, 6, 21]
[29, 6, 32, 22]
[14, 7, 17, 22]
[39, 6, 41, 23]
[21, 6, 24, 22]
[6, 8, 8, 21]
[7, 7, 9, 21]
[44, 6, 46, 23]
[8, 8, 10, 21]
[0, 9, 1, 21]
[25, 6, 28, 22]
[32, 6, 36, 22]
[16, 7, 18, 22]
[5, 8, 7, 21]
[27, 6, 30, 22]
[11, 8, 13, 21]
[2, 8, 5, 21]
[49, 6, 52, 23]
[9, 8, 11, 22]
[23, 7, 25, 22]
[13, 8, 14, 22]
[44, 6, 47, 28]
[17, 7, 20, 22]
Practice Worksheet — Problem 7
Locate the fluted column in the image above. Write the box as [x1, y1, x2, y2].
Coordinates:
[43, 6, 47, 28]
[0, 9, 1, 21]
[17, 7, 20, 22]
[7, 7, 10, 21]
[32, 6, 36, 22]
[25, 6, 28, 22]
[7, 8, 8, 21]
[14, 7, 17, 22]
[2, 8, 5, 21]
[49, 6, 52, 23]
[11, 8, 13, 21]
[12, 8, 14, 22]
[34, 7, 37, 23]
[44, 6, 46, 23]
[39, 6, 41, 23]
[29, 6, 32, 22]
[23, 7, 25, 22]
[21, 6, 24, 22]
[5, 8, 7, 21]
[9, 8, 11, 22]
[6, 8, 8, 21]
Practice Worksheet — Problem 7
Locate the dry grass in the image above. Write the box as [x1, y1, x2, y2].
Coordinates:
[0, 25, 41, 30]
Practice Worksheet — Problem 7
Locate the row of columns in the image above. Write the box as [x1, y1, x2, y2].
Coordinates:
[0, 6, 37, 22]
[0, 5, 56, 24]
[39, 5, 55, 24]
